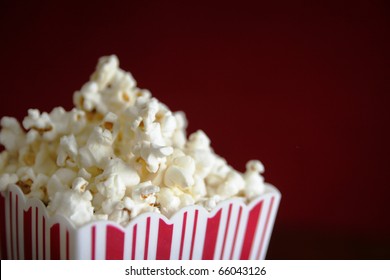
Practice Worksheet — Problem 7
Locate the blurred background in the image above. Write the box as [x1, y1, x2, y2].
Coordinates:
[0, 0, 389, 259]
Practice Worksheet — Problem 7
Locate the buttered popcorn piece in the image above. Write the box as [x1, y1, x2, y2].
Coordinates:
[0, 55, 268, 226]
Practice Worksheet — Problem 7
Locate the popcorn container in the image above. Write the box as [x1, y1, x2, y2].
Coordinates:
[0, 184, 280, 260]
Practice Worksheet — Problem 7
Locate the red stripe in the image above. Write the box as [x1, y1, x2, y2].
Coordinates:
[156, 219, 173, 260]
[16, 196, 19, 259]
[220, 203, 233, 259]
[189, 210, 199, 259]
[106, 225, 125, 260]
[144, 217, 151, 259]
[35, 207, 38, 259]
[131, 224, 137, 260]
[0, 194, 7, 259]
[179, 212, 188, 260]
[9, 194, 13, 259]
[230, 206, 243, 259]
[42, 216, 46, 259]
[240, 201, 263, 260]
[23, 208, 33, 260]
[202, 209, 222, 260]
[50, 224, 61, 260]
[66, 231, 70, 260]
[256, 197, 275, 259]
[91, 226, 96, 260]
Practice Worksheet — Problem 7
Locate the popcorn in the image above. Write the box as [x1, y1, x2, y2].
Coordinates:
[57, 134, 78, 167]
[79, 126, 115, 169]
[91, 55, 120, 90]
[158, 187, 181, 217]
[47, 187, 94, 227]
[196, 194, 222, 211]
[0, 55, 269, 227]
[216, 170, 245, 198]
[186, 130, 215, 179]
[164, 155, 195, 189]
[23, 109, 57, 143]
[243, 160, 266, 200]
[47, 168, 78, 200]
[0, 117, 26, 154]
[133, 141, 173, 173]
[171, 112, 187, 149]
[94, 158, 140, 214]
[0, 173, 18, 192]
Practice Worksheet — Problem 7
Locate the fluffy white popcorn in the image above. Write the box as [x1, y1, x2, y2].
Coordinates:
[0, 55, 270, 227]
[28, 173, 49, 202]
[79, 126, 115, 169]
[171, 112, 187, 148]
[133, 141, 173, 173]
[48, 187, 94, 227]
[0, 117, 26, 154]
[164, 155, 195, 189]
[122, 195, 160, 219]
[131, 181, 159, 204]
[186, 130, 215, 179]
[72, 177, 89, 193]
[216, 170, 246, 198]
[197, 195, 222, 211]
[158, 187, 181, 217]
[191, 175, 207, 201]
[0, 173, 18, 192]
[47, 168, 78, 200]
[91, 55, 120, 90]
[244, 160, 266, 199]
[94, 158, 140, 214]
[73, 81, 104, 113]
[57, 134, 78, 167]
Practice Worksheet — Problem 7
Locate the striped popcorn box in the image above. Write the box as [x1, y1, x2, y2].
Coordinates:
[0, 183, 280, 260]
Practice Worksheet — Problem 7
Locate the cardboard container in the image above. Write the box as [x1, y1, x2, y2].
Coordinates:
[0, 184, 280, 260]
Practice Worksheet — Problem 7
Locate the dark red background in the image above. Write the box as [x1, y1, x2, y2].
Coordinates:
[1, 0, 389, 259]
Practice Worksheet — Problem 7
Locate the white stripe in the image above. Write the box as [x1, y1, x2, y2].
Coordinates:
[181, 210, 195, 260]
[44, 216, 50, 260]
[232, 205, 249, 260]
[123, 225, 133, 260]
[169, 213, 184, 260]
[37, 207, 43, 259]
[94, 223, 106, 259]
[192, 210, 207, 260]
[147, 216, 159, 260]
[213, 205, 229, 260]
[12, 192, 17, 259]
[135, 219, 146, 260]
[31, 206, 36, 260]
[18, 195, 24, 260]
[76, 226, 92, 259]
[5, 192, 11, 259]
[259, 195, 280, 260]
[222, 203, 240, 259]
[250, 198, 269, 259]
[60, 224, 67, 260]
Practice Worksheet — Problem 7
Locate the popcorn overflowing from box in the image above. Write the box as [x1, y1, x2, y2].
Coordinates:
[0, 56, 281, 259]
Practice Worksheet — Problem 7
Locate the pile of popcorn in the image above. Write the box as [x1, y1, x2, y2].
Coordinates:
[0, 55, 266, 227]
